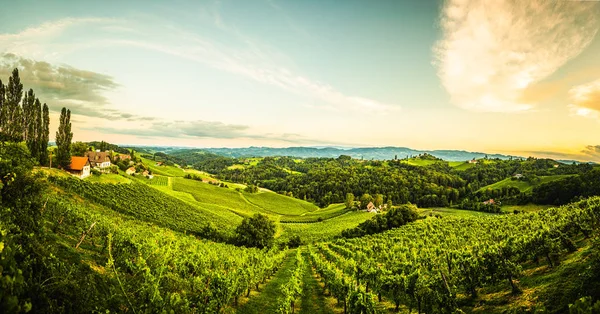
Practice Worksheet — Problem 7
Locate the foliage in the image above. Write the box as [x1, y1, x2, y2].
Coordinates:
[345, 192, 355, 209]
[70, 141, 88, 157]
[311, 198, 600, 313]
[245, 184, 259, 193]
[236, 214, 277, 249]
[341, 204, 419, 238]
[49, 175, 232, 241]
[55, 107, 73, 169]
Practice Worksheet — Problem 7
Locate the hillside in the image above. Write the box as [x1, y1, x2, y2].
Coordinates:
[478, 175, 574, 193]
[172, 146, 521, 161]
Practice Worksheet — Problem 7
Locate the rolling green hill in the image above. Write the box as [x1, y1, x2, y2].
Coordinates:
[478, 175, 574, 193]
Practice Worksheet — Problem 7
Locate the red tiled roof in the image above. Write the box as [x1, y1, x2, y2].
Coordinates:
[69, 156, 90, 171]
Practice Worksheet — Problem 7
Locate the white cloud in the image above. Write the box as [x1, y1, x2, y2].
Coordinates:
[434, 0, 600, 112]
[0, 15, 397, 114]
[568, 78, 600, 119]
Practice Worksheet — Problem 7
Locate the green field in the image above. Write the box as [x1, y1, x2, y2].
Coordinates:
[280, 204, 349, 222]
[418, 207, 499, 217]
[478, 175, 573, 193]
[279, 210, 374, 242]
[401, 158, 438, 166]
[84, 173, 132, 184]
[141, 157, 186, 176]
[501, 203, 553, 213]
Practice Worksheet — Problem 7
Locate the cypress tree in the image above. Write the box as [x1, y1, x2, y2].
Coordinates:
[0, 79, 5, 137]
[28, 98, 42, 160]
[5, 68, 24, 141]
[39, 103, 50, 165]
[55, 107, 73, 169]
[24, 89, 37, 155]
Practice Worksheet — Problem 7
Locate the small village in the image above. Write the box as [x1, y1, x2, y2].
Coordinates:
[64, 148, 157, 180]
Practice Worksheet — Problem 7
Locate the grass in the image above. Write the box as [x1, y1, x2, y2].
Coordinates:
[299, 250, 335, 314]
[237, 249, 299, 314]
[281, 204, 349, 223]
[140, 157, 186, 177]
[279, 211, 374, 243]
[418, 207, 499, 217]
[134, 175, 169, 186]
[501, 204, 552, 213]
[452, 162, 476, 171]
[172, 177, 265, 217]
[401, 159, 439, 166]
[463, 237, 595, 313]
[84, 173, 132, 184]
[478, 175, 573, 193]
[244, 191, 319, 216]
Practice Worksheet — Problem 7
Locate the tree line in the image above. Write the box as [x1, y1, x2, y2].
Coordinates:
[0, 68, 73, 168]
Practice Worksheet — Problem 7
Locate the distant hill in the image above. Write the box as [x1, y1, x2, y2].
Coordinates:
[194, 146, 521, 161]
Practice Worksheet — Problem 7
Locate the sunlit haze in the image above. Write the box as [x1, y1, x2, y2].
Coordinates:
[1, 0, 600, 161]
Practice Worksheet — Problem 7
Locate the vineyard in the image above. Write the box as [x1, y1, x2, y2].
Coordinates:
[42, 195, 286, 313]
[49, 176, 241, 239]
[305, 197, 600, 313]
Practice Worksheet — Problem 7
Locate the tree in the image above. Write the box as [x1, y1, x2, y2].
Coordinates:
[39, 103, 49, 165]
[345, 193, 355, 209]
[71, 141, 88, 157]
[32, 98, 42, 161]
[360, 193, 373, 209]
[0, 79, 4, 134]
[55, 107, 73, 169]
[235, 214, 276, 249]
[374, 194, 384, 208]
[2, 69, 24, 141]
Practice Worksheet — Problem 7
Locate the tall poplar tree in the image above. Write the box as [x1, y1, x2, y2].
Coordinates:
[28, 98, 42, 160]
[5, 68, 23, 141]
[24, 89, 37, 155]
[0, 79, 5, 137]
[39, 103, 50, 165]
[55, 107, 73, 169]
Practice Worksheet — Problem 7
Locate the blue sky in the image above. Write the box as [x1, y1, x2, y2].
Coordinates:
[1, 0, 600, 161]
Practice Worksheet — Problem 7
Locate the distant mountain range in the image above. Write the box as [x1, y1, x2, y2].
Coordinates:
[198, 146, 523, 162]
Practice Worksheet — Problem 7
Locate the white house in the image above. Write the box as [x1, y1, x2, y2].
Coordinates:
[85, 150, 112, 168]
[66, 156, 91, 179]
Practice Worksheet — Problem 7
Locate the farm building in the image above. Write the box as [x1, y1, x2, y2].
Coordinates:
[468, 159, 478, 164]
[115, 154, 131, 161]
[126, 167, 136, 175]
[85, 150, 111, 168]
[483, 199, 496, 205]
[366, 202, 379, 213]
[66, 156, 91, 179]
[513, 173, 524, 179]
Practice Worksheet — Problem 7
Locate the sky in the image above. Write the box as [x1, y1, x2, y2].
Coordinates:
[1, 0, 600, 161]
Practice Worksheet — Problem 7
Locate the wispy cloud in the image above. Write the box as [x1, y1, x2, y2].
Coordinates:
[0, 14, 397, 114]
[524, 145, 600, 163]
[434, 0, 600, 112]
[87, 120, 330, 144]
[568, 78, 600, 119]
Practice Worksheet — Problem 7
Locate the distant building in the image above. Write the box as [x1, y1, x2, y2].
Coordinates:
[483, 199, 496, 205]
[115, 154, 131, 161]
[85, 150, 111, 168]
[468, 159, 478, 164]
[513, 174, 524, 179]
[366, 202, 379, 213]
[142, 170, 150, 177]
[553, 164, 559, 168]
[155, 162, 164, 166]
[66, 156, 91, 179]
[126, 167, 136, 175]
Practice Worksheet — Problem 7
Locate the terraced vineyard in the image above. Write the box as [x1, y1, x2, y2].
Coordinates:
[49, 176, 242, 238]
[306, 197, 600, 312]
[43, 194, 285, 313]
